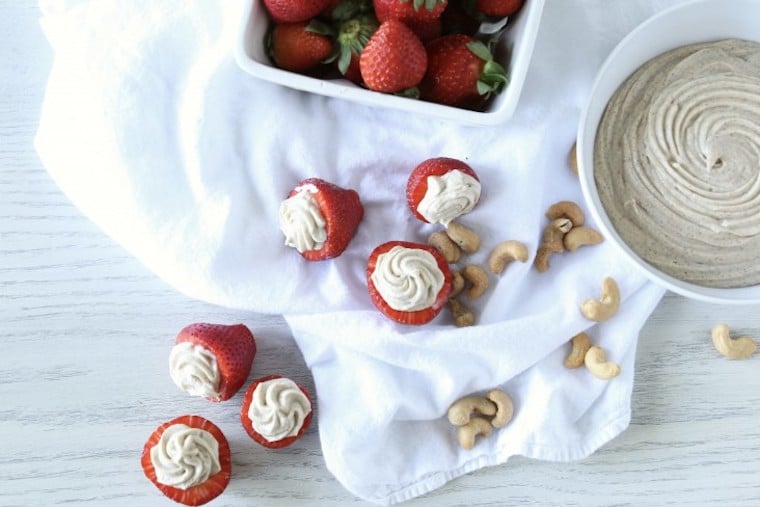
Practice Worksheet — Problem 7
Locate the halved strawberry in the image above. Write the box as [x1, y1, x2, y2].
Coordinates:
[172, 323, 256, 402]
[359, 19, 427, 94]
[474, 0, 524, 17]
[420, 34, 508, 109]
[280, 178, 364, 261]
[268, 21, 335, 74]
[240, 374, 314, 449]
[406, 157, 480, 223]
[263, 0, 333, 23]
[367, 240, 452, 325]
[141, 415, 231, 506]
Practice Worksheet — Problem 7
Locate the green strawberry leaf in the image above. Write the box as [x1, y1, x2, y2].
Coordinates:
[477, 60, 509, 95]
[395, 87, 421, 99]
[305, 19, 336, 37]
[466, 40, 493, 62]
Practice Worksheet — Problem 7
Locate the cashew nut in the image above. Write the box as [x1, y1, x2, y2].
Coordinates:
[448, 297, 475, 327]
[546, 201, 585, 227]
[564, 226, 604, 251]
[447, 395, 497, 426]
[534, 244, 557, 273]
[488, 240, 529, 274]
[462, 264, 489, 299]
[486, 390, 514, 428]
[534, 219, 571, 272]
[711, 324, 757, 360]
[564, 332, 592, 369]
[445, 221, 480, 253]
[450, 270, 465, 298]
[569, 142, 579, 175]
[580, 277, 620, 322]
[584, 346, 621, 380]
[457, 417, 493, 450]
[428, 231, 461, 263]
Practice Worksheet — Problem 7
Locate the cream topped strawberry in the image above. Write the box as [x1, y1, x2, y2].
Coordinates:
[367, 240, 452, 325]
[406, 157, 481, 225]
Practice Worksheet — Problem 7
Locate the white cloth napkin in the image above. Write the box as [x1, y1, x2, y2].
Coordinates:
[35, 0, 675, 503]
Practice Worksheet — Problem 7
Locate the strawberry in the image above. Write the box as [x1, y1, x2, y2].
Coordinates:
[367, 240, 452, 325]
[406, 157, 480, 223]
[240, 375, 314, 449]
[263, 0, 333, 23]
[329, 14, 379, 81]
[374, 0, 448, 39]
[141, 415, 231, 506]
[268, 21, 334, 74]
[280, 178, 364, 261]
[420, 34, 508, 109]
[359, 20, 427, 94]
[172, 323, 256, 402]
[474, 0, 524, 17]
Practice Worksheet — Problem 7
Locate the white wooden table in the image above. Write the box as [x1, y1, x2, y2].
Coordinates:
[2, 2, 760, 506]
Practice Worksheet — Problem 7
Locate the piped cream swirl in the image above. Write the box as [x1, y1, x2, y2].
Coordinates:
[247, 378, 311, 442]
[417, 170, 481, 226]
[370, 245, 444, 311]
[279, 184, 327, 253]
[150, 423, 221, 490]
[169, 342, 220, 399]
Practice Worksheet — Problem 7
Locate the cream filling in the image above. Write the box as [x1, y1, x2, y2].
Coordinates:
[248, 378, 311, 442]
[169, 342, 220, 399]
[279, 184, 327, 253]
[370, 245, 444, 311]
[150, 424, 221, 490]
[416, 170, 481, 226]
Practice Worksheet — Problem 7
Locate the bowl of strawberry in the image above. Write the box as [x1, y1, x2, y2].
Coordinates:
[234, 0, 545, 125]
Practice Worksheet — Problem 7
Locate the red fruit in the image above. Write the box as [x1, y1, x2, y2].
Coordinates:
[406, 157, 480, 222]
[360, 20, 427, 93]
[373, 0, 448, 24]
[174, 323, 256, 402]
[420, 34, 508, 109]
[240, 375, 314, 449]
[367, 240, 452, 325]
[332, 14, 379, 81]
[281, 178, 364, 261]
[263, 0, 332, 23]
[269, 22, 334, 74]
[141, 415, 231, 506]
[475, 0, 524, 17]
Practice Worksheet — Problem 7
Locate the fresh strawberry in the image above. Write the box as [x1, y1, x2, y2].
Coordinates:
[359, 20, 427, 94]
[280, 178, 364, 261]
[405, 16, 442, 41]
[141, 415, 231, 506]
[173, 323, 256, 402]
[240, 375, 314, 449]
[374, 0, 448, 39]
[406, 157, 480, 222]
[329, 14, 378, 81]
[268, 21, 335, 74]
[367, 240, 452, 325]
[263, 0, 332, 23]
[420, 34, 508, 108]
[474, 0, 524, 17]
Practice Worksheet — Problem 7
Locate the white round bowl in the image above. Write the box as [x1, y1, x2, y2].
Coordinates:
[577, 0, 760, 304]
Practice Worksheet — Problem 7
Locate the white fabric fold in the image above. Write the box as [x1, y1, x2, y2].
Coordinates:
[35, 0, 676, 504]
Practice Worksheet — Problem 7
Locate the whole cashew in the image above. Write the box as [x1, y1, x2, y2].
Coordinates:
[580, 277, 620, 322]
[450, 271, 466, 298]
[569, 142, 579, 175]
[534, 219, 570, 272]
[445, 221, 480, 253]
[447, 395, 497, 426]
[711, 324, 757, 360]
[564, 227, 604, 252]
[448, 297, 475, 327]
[564, 332, 592, 369]
[546, 201, 585, 227]
[428, 231, 462, 263]
[488, 240, 529, 274]
[462, 265, 489, 299]
[457, 417, 493, 450]
[487, 390, 514, 428]
[584, 346, 621, 380]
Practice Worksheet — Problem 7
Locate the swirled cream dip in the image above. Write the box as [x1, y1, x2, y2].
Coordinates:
[594, 39, 760, 288]
[248, 377, 311, 442]
[279, 183, 326, 253]
[417, 170, 481, 226]
[370, 245, 444, 311]
[150, 423, 221, 489]
[169, 342, 220, 399]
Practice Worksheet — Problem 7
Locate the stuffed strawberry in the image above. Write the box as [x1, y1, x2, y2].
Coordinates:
[141, 415, 231, 506]
[169, 323, 256, 402]
[268, 21, 334, 74]
[360, 19, 427, 94]
[263, 0, 333, 23]
[406, 157, 481, 225]
[240, 375, 314, 449]
[279, 178, 364, 261]
[367, 240, 452, 325]
[420, 34, 508, 109]
[475, 0, 525, 17]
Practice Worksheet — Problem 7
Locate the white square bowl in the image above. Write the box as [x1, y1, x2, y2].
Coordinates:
[234, 0, 545, 126]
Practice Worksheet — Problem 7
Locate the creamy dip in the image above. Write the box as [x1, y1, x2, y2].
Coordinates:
[594, 39, 760, 288]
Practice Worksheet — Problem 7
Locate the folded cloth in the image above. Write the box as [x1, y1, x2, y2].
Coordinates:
[35, 0, 674, 503]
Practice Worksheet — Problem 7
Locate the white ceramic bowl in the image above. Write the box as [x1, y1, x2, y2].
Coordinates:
[234, 0, 545, 126]
[578, 0, 760, 304]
